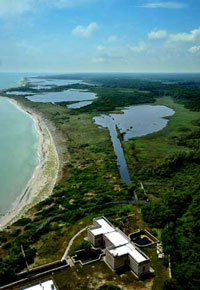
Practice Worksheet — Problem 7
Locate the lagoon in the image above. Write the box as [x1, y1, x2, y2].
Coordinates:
[6, 91, 35, 96]
[109, 105, 175, 141]
[28, 78, 90, 89]
[67, 100, 93, 109]
[94, 105, 175, 183]
[26, 89, 97, 104]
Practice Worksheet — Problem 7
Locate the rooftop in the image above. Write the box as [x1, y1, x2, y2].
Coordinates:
[109, 243, 148, 263]
[21, 280, 57, 290]
[105, 231, 130, 247]
[90, 217, 115, 236]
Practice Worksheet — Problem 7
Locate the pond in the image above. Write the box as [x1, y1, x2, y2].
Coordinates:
[129, 229, 159, 247]
[132, 236, 153, 246]
[67, 100, 93, 109]
[6, 91, 35, 95]
[72, 248, 103, 264]
[94, 105, 175, 183]
[26, 89, 97, 104]
[28, 78, 90, 89]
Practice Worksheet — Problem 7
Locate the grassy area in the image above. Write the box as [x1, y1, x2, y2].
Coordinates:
[9, 261, 153, 290]
[143, 247, 169, 290]
[53, 261, 153, 290]
[124, 96, 200, 175]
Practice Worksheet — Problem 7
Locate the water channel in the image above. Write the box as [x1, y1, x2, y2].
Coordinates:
[94, 105, 175, 184]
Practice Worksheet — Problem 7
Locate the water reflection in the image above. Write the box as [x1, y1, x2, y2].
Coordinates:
[109, 105, 175, 141]
[67, 101, 93, 109]
[26, 89, 97, 104]
[94, 115, 131, 184]
[28, 78, 90, 89]
[6, 91, 35, 96]
[94, 105, 174, 183]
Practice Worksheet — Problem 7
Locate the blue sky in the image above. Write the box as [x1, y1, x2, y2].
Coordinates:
[0, 0, 200, 72]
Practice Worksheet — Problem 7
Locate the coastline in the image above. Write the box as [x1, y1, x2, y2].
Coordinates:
[0, 97, 59, 229]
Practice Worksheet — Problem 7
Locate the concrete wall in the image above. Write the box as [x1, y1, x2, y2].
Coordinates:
[105, 249, 116, 269]
[103, 236, 113, 248]
[129, 256, 139, 275]
[88, 229, 103, 247]
[106, 249, 128, 271]
[138, 261, 150, 276]
[88, 229, 95, 245]
[129, 256, 150, 276]
[113, 255, 128, 270]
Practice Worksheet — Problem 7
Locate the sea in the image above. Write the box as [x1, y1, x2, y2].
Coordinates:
[0, 73, 39, 218]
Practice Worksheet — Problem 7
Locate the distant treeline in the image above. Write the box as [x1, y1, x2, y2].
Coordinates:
[5, 75, 200, 113]
[89, 77, 200, 112]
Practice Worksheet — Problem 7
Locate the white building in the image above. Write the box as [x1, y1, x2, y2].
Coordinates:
[20, 279, 57, 290]
[88, 217, 150, 277]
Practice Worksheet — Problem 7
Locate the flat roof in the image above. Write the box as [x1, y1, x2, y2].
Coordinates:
[105, 231, 129, 247]
[90, 217, 115, 236]
[109, 243, 147, 263]
[21, 280, 57, 290]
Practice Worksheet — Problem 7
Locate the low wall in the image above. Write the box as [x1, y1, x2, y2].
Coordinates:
[71, 249, 104, 266]
[0, 261, 68, 290]
[129, 229, 159, 248]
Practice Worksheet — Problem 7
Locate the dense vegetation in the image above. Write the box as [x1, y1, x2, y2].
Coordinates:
[0, 75, 200, 289]
[140, 123, 200, 289]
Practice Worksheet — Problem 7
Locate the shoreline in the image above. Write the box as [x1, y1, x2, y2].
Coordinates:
[0, 97, 59, 229]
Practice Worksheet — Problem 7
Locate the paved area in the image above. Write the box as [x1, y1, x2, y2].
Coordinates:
[66, 258, 74, 267]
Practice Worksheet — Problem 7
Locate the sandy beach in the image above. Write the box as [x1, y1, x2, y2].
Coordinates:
[0, 98, 59, 229]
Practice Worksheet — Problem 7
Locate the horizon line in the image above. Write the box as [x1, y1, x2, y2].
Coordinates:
[0, 71, 200, 74]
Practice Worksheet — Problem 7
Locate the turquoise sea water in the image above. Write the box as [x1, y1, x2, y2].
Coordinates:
[0, 72, 38, 90]
[0, 73, 39, 217]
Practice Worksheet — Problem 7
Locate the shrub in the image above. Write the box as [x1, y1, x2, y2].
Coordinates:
[13, 218, 31, 227]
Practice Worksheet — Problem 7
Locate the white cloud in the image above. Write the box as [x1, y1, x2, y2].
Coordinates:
[188, 46, 200, 54]
[93, 57, 105, 63]
[148, 30, 168, 40]
[147, 27, 200, 46]
[107, 35, 118, 42]
[141, 1, 186, 9]
[129, 42, 147, 53]
[72, 22, 99, 37]
[0, 0, 98, 17]
[169, 27, 200, 43]
[93, 53, 124, 63]
[17, 41, 41, 55]
[0, 0, 34, 17]
[42, 0, 98, 9]
[96, 45, 105, 51]
[94, 46, 125, 63]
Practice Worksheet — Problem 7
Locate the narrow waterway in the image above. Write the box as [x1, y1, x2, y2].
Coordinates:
[94, 104, 175, 184]
[94, 114, 131, 184]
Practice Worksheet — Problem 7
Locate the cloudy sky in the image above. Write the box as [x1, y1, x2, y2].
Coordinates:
[0, 0, 199, 72]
